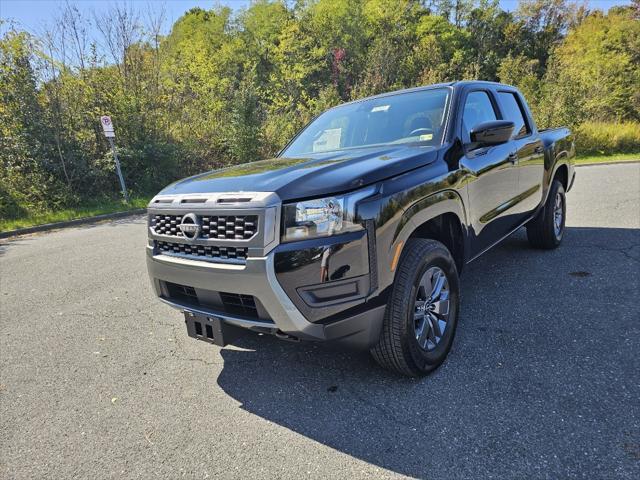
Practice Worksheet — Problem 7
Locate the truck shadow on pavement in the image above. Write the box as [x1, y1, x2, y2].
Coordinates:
[215, 227, 639, 478]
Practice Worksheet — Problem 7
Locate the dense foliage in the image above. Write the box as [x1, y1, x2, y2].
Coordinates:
[1, 0, 638, 220]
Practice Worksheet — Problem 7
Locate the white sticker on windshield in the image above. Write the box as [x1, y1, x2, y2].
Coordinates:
[371, 105, 390, 112]
[313, 128, 342, 152]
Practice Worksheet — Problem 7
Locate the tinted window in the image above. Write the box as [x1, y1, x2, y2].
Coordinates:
[498, 92, 530, 138]
[462, 91, 497, 140]
[282, 88, 450, 156]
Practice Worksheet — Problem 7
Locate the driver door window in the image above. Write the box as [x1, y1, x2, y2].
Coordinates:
[462, 91, 497, 143]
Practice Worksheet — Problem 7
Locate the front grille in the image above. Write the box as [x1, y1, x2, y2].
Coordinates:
[151, 214, 257, 240]
[219, 293, 258, 318]
[156, 241, 247, 261]
[151, 214, 182, 236]
[166, 283, 199, 306]
[163, 282, 265, 321]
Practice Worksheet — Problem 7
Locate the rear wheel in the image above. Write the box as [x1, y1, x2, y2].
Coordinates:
[370, 239, 460, 377]
[526, 179, 566, 249]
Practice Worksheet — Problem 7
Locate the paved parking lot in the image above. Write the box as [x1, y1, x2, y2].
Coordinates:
[1, 163, 639, 479]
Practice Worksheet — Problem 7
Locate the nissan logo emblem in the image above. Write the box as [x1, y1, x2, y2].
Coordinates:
[178, 213, 201, 240]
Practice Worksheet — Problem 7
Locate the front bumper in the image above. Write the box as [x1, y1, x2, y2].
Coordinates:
[146, 246, 384, 348]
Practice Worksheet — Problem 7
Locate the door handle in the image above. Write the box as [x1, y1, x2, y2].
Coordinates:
[507, 152, 518, 164]
[535, 146, 544, 154]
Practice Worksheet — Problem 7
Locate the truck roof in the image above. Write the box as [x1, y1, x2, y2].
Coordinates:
[337, 80, 513, 108]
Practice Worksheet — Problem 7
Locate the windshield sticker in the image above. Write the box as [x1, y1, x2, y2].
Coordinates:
[371, 105, 390, 113]
[419, 134, 433, 141]
[313, 128, 342, 152]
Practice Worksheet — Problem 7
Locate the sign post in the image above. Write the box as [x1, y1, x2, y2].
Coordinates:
[100, 115, 129, 203]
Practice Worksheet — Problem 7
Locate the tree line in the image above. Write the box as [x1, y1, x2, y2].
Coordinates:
[1, 0, 639, 220]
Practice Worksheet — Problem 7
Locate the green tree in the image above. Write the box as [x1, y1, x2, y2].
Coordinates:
[0, 29, 69, 217]
[465, 0, 514, 80]
[353, 0, 425, 96]
[540, 6, 640, 126]
[498, 54, 542, 119]
[410, 14, 471, 83]
[515, 0, 586, 73]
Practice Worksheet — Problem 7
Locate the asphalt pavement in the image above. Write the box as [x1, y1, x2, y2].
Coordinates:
[1, 163, 639, 479]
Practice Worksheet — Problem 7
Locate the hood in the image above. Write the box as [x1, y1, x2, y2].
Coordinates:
[159, 145, 441, 201]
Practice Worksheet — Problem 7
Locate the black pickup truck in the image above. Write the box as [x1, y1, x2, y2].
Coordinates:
[146, 81, 575, 376]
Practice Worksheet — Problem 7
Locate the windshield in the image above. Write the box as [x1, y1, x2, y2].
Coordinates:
[282, 88, 450, 157]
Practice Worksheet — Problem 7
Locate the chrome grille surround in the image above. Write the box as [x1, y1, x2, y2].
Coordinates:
[147, 192, 281, 264]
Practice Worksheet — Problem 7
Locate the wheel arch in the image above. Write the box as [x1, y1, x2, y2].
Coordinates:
[391, 190, 468, 274]
[554, 163, 569, 191]
[542, 160, 570, 205]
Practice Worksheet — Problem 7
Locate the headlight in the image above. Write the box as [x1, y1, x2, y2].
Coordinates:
[282, 186, 376, 242]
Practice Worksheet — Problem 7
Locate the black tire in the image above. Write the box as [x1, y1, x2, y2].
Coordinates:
[526, 179, 566, 249]
[370, 239, 460, 377]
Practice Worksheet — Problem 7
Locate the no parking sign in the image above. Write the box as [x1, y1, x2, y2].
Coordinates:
[100, 115, 115, 138]
[100, 115, 128, 201]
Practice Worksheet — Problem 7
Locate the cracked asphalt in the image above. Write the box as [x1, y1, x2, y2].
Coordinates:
[1, 163, 639, 479]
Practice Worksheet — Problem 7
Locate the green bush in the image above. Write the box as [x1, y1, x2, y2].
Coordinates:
[574, 122, 640, 156]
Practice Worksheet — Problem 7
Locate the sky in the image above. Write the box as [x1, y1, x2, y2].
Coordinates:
[0, 1, 247, 36]
[0, 0, 633, 38]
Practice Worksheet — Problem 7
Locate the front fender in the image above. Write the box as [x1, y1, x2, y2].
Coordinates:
[390, 189, 468, 269]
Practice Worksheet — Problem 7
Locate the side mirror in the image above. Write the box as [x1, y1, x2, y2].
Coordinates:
[470, 120, 515, 147]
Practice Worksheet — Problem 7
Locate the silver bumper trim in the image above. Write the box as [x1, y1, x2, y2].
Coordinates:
[146, 247, 325, 340]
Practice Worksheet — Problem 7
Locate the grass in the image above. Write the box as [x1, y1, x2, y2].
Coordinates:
[0, 196, 150, 233]
[575, 152, 640, 165]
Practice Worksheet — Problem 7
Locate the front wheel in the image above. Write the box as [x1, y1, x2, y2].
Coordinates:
[370, 239, 460, 377]
[526, 179, 566, 249]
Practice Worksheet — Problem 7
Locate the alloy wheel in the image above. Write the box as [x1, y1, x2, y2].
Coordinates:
[414, 266, 450, 351]
[553, 192, 564, 239]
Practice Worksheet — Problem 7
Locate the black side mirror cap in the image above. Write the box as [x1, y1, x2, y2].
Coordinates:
[470, 120, 515, 146]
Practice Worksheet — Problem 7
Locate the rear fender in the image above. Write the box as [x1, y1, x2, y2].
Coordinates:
[543, 156, 572, 205]
[541, 132, 575, 203]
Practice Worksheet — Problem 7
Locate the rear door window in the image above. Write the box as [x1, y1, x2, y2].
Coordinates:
[497, 92, 530, 138]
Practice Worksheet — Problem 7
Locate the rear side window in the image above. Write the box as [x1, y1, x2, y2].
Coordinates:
[462, 91, 497, 141]
[497, 92, 530, 138]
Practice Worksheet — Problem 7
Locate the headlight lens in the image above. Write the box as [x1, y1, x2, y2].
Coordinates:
[282, 186, 376, 242]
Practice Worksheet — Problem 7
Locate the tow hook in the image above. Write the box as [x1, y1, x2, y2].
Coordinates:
[275, 330, 300, 342]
